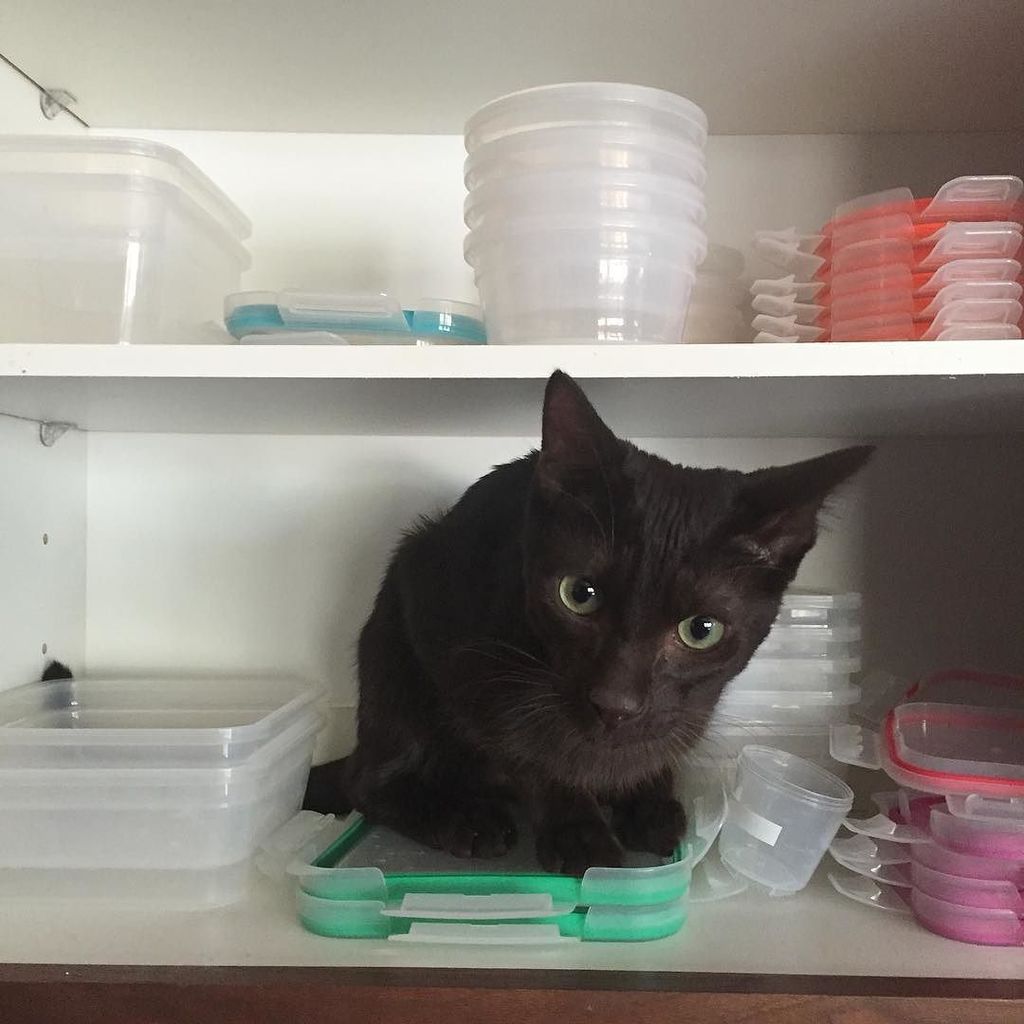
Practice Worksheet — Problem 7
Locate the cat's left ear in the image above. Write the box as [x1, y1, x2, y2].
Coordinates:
[731, 446, 874, 570]
[538, 370, 619, 477]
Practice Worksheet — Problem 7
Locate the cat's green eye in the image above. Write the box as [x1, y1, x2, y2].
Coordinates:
[558, 576, 603, 615]
[677, 615, 725, 650]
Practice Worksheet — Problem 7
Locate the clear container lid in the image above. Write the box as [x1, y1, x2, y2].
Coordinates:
[0, 674, 324, 768]
[0, 135, 251, 241]
[775, 590, 861, 623]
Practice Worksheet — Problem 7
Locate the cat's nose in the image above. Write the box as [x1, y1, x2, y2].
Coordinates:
[589, 691, 644, 729]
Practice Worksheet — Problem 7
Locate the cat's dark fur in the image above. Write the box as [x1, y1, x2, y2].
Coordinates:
[305, 371, 871, 873]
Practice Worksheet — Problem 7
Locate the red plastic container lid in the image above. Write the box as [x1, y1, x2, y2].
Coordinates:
[882, 671, 1024, 799]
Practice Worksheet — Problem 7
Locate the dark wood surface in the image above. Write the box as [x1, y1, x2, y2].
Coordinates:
[0, 967, 1021, 1024]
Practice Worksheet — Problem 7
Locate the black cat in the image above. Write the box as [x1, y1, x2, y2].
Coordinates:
[305, 371, 871, 873]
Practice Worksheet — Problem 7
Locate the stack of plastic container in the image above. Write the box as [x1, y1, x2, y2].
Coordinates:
[463, 83, 709, 344]
[0, 673, 323, 907]
[828, 670, 1024, 945]
[682, 244, 749, 342]
[749, 175, 1023, 342]
[693, 591, 861, 776]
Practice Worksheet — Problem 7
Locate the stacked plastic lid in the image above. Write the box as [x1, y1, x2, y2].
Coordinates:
[224, 291, 486, 345]
[682, 244, 749, 343]
[750, 175, 1024, 342]
[0, 672, 323, 907]
[463, 83, 709, 344]
[258, 809, 695, 945]
[828, 670, 1024, 945]
[694, 591, 862, 775]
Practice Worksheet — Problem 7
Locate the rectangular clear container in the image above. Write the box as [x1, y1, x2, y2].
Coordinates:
[774, 591, 861, 629]
[0, 136, 250, 344]
[0, 674, 324, 768]
[0, 712, 321, 907]
[727, 654, 861, 693]
[757, 625, 860, 660]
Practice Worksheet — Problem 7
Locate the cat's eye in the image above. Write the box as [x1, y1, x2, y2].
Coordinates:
[558, 575, 603, 615]
[677, 615, 725, 650]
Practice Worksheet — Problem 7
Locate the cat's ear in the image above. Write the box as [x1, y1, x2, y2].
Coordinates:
[731, 446, 874, 569]
[539, 370, 618, 475]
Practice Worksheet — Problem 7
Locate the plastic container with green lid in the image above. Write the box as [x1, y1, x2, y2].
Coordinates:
[258, 810, 693, 944]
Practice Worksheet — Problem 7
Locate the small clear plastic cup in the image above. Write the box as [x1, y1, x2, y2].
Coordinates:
[719, 746, 854, 895]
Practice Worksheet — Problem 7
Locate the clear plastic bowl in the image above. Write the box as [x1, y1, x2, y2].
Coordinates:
[464, 170, 707, 231]
[476, 254, 697, 344]
[719, 746, 854, 894]
[911, 888, 1024, 946]
[464, 124, 707, 191]
[464, 213, 709, 267]
[465, 83, 708, 153]
[0, 674, 324, 768]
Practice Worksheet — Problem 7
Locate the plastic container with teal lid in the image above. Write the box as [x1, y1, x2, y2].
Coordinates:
[257, 810, 692, 942]
[225, 291, 414, 343]
[410, 298, 487, 345]
[225, 291, 485, 345]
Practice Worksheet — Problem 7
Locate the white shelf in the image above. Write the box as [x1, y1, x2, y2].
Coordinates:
[1, 342, 1023, 436]
[5, 1, 1023, 135]
[0, 871, 1018, 978]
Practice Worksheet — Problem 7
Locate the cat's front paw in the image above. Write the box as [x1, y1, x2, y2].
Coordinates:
[613, 796, 687, 857]
[536, 817, 624, 875]
[429, 798, 519, 859]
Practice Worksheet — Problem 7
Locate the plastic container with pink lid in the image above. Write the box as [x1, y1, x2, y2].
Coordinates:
[831, 669, 1024, 799]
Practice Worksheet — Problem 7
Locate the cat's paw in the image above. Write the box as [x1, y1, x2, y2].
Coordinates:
[536, 817, 625, 875]
[429, 798, 519, 859]
[613, 796, 687, 857]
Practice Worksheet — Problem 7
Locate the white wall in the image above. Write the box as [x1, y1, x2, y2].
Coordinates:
[0, 60, 85, 133]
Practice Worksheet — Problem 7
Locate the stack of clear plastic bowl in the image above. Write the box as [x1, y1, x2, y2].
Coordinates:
[682, 244, 750, 342]
[463, 83, 709, 344]
[693, 592, 861, 778]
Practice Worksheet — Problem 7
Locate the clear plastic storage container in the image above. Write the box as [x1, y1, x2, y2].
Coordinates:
[0, 712, 321, 906]
[0, 136, 251, 344]
[719, 746, 854, 895]
[0, 674, 323, 768]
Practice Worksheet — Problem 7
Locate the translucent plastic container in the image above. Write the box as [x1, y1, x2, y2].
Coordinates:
[726, 654, 861, 694]
[464, 125, 707, 191]
[0, 712, 321, 906]
[475, 251, 699, 344]
[910, 861, 1024, 912]
[775, 591, 861, 628]
[715, 685, 861, 727]
[465, 83, 708, 153]
[911, 888, 1024, 946]
[464, 170, 707, 231]
[0, 674, 323, 768]
[719, 746, 854, 894]
[911, 839, 1024, 885]
[756, 625, 860, 660]
[0, 136, 251, 345]
[930, 807, 1024, 860]
[259, 811, 692, 944]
